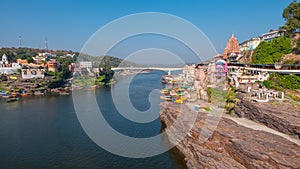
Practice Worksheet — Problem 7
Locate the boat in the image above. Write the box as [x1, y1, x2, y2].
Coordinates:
[21, 93, 28, 97]
[7, 97, 19, 103]
[1, 94, 10, 98]
[11, 92, 18, 97]
[160, 96, 172, 101]
[34, 91, 44, 96]
[59, 92, 70, 96]
[21, 90, 28, 97]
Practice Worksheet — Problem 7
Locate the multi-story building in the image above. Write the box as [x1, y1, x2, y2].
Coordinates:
[47, 59, 59, 72]
[262, 30, 285, 41]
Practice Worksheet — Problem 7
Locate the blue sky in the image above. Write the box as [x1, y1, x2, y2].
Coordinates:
[0, 0, 293, 58]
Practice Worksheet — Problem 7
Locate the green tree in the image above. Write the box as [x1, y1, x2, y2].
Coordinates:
[99, 65, 114, 85]
[283, 0, 300, 36]
[57, 56, 75, 79]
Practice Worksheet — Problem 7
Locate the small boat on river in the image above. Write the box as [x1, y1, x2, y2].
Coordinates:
[7, 97, 19, 103]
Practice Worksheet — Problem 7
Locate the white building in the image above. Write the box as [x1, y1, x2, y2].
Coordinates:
[0, 53, 8, 64]
[38, 52, 57, 58]
[239, 38, 262, 51]
[21, 68, 45, 79]
[262, 30, 285, 42]
[0, 54, 21, 74]
[79, 61, 93, 69]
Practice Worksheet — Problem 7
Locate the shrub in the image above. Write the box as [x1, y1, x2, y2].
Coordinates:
[252, 37, 293, 64]
[264, 73, 300, 90]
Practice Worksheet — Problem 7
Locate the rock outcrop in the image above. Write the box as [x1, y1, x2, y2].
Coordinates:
[160, 102, 300, 169]
[234, 92, 300, 139]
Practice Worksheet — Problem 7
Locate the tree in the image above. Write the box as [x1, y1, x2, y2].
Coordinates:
[283, 0, 300, 36]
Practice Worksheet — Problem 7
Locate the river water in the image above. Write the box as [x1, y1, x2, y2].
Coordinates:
[0, 70, 186, 169]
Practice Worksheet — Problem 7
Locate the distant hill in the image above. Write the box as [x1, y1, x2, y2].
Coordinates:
[0, 47, 76, 62]
[0, 47, 138, 67]
[78, 54, 139, 67]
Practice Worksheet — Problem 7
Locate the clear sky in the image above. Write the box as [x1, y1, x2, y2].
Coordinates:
[0, 0, 293, 57]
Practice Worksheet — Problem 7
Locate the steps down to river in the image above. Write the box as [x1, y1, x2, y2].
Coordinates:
[160, 102, 300, 169]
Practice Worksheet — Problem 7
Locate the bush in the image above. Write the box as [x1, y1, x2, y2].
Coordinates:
[225, 87, 236, 114]
[252, 37, 293, 64]
[204, 107, 211, 112]
[264, 73, 300, 90]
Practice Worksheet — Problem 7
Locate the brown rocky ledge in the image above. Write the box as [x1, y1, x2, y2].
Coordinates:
[234, 92, 300, 139]
[160, 102, 300, 169]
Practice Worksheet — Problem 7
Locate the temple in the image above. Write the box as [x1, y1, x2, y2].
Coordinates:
[223, 34, 240, 62]
[0, 53, 9, 65]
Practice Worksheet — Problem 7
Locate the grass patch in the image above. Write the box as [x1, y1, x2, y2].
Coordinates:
[204, 107, 211, 112]
[291, 101, 300, 108]
[287, 93, 300, 102]
[271, 101, 280, 106]
[207, 87, 227, 103]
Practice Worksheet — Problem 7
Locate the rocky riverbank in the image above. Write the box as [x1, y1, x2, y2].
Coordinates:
[160, 102, 300, 169]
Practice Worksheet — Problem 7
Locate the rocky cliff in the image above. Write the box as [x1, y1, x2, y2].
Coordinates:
[234, 92, 300, 139]
[160, 102, 300, 169]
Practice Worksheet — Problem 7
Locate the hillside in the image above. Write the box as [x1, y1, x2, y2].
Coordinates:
[0, 47, 139, 68]
[0, 47, 76, 62]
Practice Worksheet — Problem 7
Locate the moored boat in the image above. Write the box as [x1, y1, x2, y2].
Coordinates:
[21, 93, 28, 97]
[7, 97, 19, 103]
[59, 92, 70, 96]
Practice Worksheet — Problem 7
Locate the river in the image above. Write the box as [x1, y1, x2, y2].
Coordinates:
[0, 70, 186, 169]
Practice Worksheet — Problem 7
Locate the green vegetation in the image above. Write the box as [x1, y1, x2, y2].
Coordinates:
[252, 37, 293, 64]
[79, 54, 138, 68]
[204, 107, 211, 112]
[73, 76, 96, 87]
[99, 65, 115, 85]
[283, 59, 300, 64]
[263, 73, 300, 91]
[225, 87, 238, 115]
[291, 100, 300, 107]
[207, 87, 227, 104]
[0, 47, 128, 88]
[282, 0, 300, 54]
[56, 56, 76, 79]
[73, 75, 107, 87]
[283, 0, 300, 36]
[287, 93, 300, 102]
[0, 47, 78, 63]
